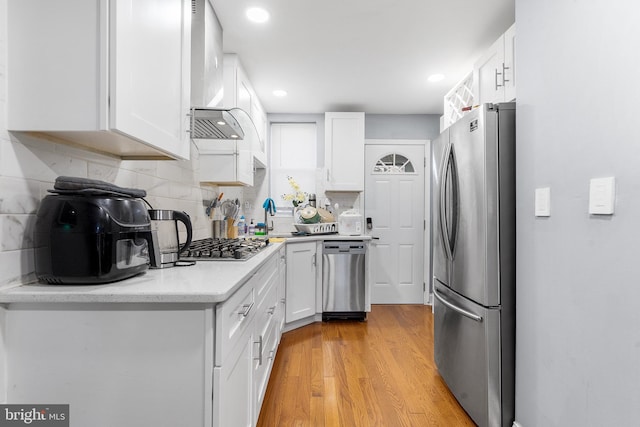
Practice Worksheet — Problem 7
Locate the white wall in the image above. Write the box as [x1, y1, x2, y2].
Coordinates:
[515, 1, 640, 425]
[0, 0, 217, 289]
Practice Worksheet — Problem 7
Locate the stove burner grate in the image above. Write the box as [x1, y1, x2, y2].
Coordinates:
[180, 238, 269, 261]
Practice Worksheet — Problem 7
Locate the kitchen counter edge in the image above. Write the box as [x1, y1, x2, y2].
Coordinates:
[0, 242, 286, 304]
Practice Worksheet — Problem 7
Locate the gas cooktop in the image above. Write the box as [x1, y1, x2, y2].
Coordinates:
[180, 238, 269, 261]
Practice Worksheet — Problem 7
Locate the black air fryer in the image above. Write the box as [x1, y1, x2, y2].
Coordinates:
[34, 177, 153, 284]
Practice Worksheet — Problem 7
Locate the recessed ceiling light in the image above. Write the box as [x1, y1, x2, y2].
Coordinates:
[428, 74, 445, 83]
[273, 89, 287, 97]
[246, 7, 269, 23]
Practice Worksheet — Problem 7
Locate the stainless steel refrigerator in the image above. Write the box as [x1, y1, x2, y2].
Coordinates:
[431, 103, 515, 427]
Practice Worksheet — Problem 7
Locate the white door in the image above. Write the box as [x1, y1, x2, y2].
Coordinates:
[365, 143, 426, 304]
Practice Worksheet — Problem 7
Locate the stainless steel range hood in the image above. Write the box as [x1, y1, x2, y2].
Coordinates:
[190, 108, 246, 140]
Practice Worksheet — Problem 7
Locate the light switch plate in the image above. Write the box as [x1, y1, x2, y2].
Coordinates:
[535, 187, 551, 217]
[589, 177, 615, 215]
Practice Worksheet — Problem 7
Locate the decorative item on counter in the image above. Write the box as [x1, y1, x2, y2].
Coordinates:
[281, 175, 307, 207]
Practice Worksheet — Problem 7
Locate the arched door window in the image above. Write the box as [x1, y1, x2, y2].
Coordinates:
[372, 153, 415, 174]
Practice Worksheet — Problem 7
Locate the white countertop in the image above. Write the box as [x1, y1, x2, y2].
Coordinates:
[0, 235, 371, 305]
[0, 242, 285, 304]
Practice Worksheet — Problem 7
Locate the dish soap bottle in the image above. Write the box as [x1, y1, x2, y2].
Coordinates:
[237, 216, 246, 237]
[248, 219, 255, 236]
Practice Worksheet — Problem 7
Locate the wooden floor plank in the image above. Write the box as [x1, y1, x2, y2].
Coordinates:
[256, 305, 475, 427]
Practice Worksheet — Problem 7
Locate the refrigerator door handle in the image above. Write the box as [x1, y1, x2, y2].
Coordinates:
[434, 288, 483, 322]
[439, 143, 454, 260]
[449, 144, 459, 255]
[439, 143, 459, 259]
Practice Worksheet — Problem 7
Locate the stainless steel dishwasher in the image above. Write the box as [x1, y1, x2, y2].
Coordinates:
[322, 241, 366, 321]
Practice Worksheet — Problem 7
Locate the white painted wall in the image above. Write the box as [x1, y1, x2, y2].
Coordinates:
[515, 1, 640, 425]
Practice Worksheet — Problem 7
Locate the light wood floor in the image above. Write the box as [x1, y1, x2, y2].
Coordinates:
[257, 304, 476, 427]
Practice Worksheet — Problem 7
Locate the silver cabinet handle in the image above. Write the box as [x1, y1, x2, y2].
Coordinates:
[495, 67, 503, 89]
[326, 169, 330, 181]
[496, 62, 509, 88]
[502, 63, 510, 84]
[433, 288, 482, 322]
[238, 301, 254, 317]
[267, 305, 276, 315]
[254, 335, 263, 365]
[312, 253, 316, 267]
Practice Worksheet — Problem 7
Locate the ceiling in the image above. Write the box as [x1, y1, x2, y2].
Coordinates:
[211, 0, 515, 115]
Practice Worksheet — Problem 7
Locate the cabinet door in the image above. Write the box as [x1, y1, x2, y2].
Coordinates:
[277, 247, 287, 334]
[286, 242, 317, 322]
[473, 35, 505, 105]
[503, 24, 516, 102]
[198, 140, 253, 186]
[324, 112, 365, 191]
[214, 335, 253, 427]
[111, 0, 191, 159]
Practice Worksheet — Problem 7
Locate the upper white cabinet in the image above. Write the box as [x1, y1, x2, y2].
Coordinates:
[7, 0, 191, 160]
[324, 112, 365, 192]
[224, 54, 268, 168]
[473, 23, 516, 105]
[198, 139, 254, 186]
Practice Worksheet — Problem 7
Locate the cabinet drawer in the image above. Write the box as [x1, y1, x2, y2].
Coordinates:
[215, 281, 255, 366]
[255, 275, 278, 339]
[254, 316, 278, 416]
[254, 254, 278, 306]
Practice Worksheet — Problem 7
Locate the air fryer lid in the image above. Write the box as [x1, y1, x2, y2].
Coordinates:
[50, 176, 147, 199]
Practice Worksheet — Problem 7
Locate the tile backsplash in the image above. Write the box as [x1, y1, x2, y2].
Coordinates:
[0, 131, 219, 288]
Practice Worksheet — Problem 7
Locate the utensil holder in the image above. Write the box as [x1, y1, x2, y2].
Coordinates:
[226, 218, 238, 238]
[212, 220, 226, 239]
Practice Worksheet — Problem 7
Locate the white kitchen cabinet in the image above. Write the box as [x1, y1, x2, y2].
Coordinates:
[324, 112, 365, 191]
[224, 54, 268, 168]
[276, 246, 287, 334]
[7, 0, 191, 160]
[198, 139, 254, 186]
[214, 249, 281, 427]
[286, 241, 318, 322]
[473, 23, 516, 105]
[4, 304, 214, 427]
[214, 334, 254, 427]
[252, 258, 279, 424]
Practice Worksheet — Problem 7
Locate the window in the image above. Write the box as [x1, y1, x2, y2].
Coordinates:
[270, 123, 317, 214]
[372, 153, 415, 174]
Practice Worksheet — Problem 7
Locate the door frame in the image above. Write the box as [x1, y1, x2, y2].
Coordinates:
[364, 139, 431, 305]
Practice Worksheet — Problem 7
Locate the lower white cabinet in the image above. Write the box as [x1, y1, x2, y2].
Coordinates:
[1, 247, 284, 427]
[285, 241, 318, 322]
[213, 250, 281, 427]
[276, 246, 287, 333]
[214, 334, 253, 427]
[3, 303, 214, 427]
